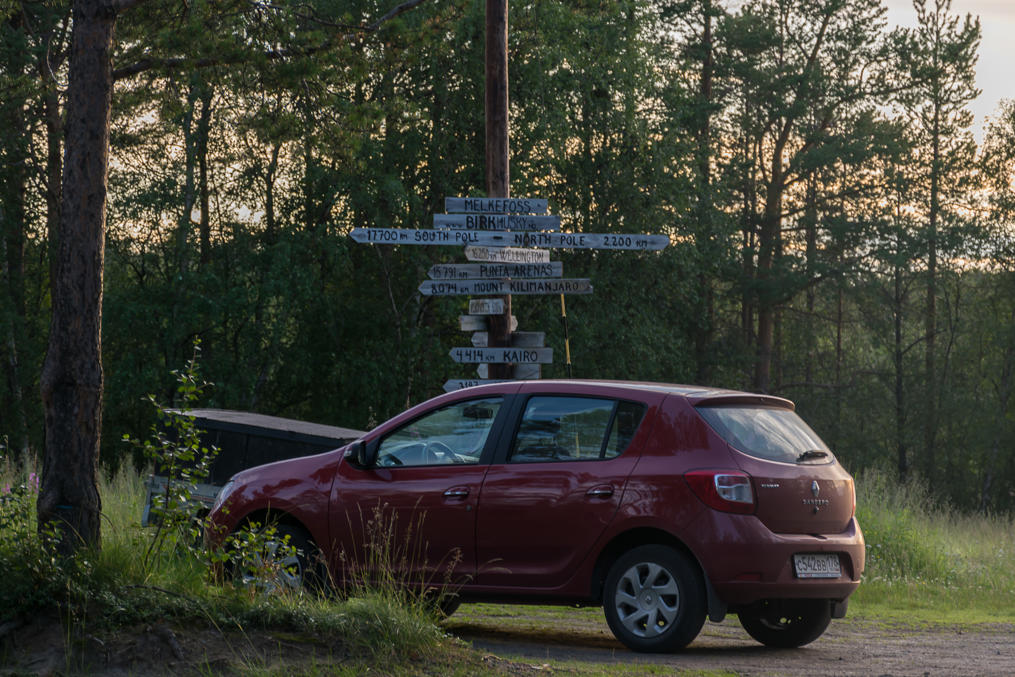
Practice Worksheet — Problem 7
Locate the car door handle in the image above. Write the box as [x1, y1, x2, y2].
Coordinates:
[586, 485, 614, 498]
[443, 487, 470, 499]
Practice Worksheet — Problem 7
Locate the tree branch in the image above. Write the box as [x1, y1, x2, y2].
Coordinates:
[112, 0, 430, 81]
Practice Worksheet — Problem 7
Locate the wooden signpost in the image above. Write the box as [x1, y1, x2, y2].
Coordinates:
[434, 214, 560, 231]
[349, 0, 671, 392]
[419, 279, 593, 296]
[471, 331, 545, 348]
[465, 246, 550, 264]
[350, 227, 669, 251]
[428, 262, 563, 280]
[468, 298, 505, 315]
[450, 347, 553, 364]
[460, 314, 517, 331]
[478, 363, 540, 379]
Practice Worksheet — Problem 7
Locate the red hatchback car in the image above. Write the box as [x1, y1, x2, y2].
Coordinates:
[207, 380, 864, 652]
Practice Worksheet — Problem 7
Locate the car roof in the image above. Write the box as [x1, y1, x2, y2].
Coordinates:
[502, 380, 795, 409]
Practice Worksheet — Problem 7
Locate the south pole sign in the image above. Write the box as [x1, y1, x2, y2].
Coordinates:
[350, 227, 670, 251]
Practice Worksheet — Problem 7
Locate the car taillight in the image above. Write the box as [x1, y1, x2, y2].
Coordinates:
[848, 477, 856, 517]
[684, 470, 755, 514]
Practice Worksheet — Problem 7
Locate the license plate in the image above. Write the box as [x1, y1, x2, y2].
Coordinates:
[793, 553, 841, 579]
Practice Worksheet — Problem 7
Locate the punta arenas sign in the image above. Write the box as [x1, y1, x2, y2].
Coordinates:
[428, 262, 563, 280]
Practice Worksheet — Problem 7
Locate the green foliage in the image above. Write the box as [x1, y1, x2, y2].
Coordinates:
[122, 340, 219, 571]
[856, 468, 1015, 591]
[3, 0, 1015, 516]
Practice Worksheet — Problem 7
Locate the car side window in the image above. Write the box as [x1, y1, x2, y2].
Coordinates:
[377, 397, 502, 467]
[510, 396, 646, 463]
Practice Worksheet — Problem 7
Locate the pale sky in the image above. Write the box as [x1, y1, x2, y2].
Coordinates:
[884, 0, 1015, 141]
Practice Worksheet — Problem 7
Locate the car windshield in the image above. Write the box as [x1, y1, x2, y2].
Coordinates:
[696, 405, 831, 464]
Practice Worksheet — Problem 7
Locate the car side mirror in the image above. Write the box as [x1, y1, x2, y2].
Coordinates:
[344, 440, 376, 468]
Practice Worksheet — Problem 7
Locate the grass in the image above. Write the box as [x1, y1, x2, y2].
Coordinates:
[852, 468, 1015, 625]
[3, 460, 1014, 675]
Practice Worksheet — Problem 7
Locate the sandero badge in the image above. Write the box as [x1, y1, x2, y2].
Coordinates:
[207, 380, 864, 653]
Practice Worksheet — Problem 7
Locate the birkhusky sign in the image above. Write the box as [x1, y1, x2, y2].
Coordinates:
[433, 214, 560, 231]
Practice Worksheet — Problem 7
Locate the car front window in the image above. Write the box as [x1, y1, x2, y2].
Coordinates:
[377, 397, 502, 467]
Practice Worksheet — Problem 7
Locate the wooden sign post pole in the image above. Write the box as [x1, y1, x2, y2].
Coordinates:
[485, 0, 512, 380]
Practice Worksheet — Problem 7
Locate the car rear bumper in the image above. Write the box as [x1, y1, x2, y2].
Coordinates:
[687, 512, 865, 607]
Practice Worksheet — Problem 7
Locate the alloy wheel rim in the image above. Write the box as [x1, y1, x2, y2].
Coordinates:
[614, 561, 680, 638]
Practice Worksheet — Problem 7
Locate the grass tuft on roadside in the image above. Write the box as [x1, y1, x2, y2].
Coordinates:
[853, 468, 1015, 623]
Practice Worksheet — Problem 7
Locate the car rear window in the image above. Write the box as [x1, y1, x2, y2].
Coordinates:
[696, 405, 831, 464]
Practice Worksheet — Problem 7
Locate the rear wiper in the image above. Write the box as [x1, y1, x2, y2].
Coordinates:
[796, 450, 828, 463]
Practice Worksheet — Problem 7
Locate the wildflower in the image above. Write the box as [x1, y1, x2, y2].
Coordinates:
[28, 472, 39, 491]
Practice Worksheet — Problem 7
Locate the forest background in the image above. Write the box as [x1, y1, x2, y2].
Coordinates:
[2, 0, 1015, 518]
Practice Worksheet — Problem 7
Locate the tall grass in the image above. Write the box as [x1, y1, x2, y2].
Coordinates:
[0, 463, 448, 664]
[854, 468, 1015, 622]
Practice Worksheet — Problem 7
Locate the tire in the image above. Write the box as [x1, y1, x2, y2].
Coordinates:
[602, 545, 707, 653]
[432, 593, 462, 619]
[737, 599, 832, 648]
[234, 522, 328, 594]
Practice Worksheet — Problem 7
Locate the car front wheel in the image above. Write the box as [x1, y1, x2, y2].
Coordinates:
[737, 599, 832, 648]
[602, 545, 706, 653]
[232, 522, 327, 594]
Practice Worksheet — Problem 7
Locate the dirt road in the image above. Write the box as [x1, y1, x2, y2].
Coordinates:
[447, 604, 1015, 676]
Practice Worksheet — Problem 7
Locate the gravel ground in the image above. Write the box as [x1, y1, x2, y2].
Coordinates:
[448, 605, 1015, 676]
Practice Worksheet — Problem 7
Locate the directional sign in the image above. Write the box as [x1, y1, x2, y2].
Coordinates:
[465, 246, 550, 264]
[460, 314, 518, 331]
[428, 262, 563, 280]
[450, 347, 553, 364]
[349, 227, 483, 246]
[468, 299, 505, 315]
[471, 331, 545, 348]
[445, 197, 548, 214]
[420, 279, 592, 296]
[443, 379, 510, 392]
[478, 363, 541, 379]
[434, 214, 560, 231]
[469, 230, 670, 251]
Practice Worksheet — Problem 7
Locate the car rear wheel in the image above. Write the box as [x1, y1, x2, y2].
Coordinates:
[603, 545, 706, 653]
[737, 599, 832, 648]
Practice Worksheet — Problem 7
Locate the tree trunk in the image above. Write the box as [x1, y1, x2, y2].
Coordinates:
[1, 11, 32, 459]
[924, 104, 941, 482]
[38, 0, 116, 555]
[196, 86, 213, 266]
[894, 257, 908, 482]
[485, 0, 512, 380]
[693, 0, 715, 383]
